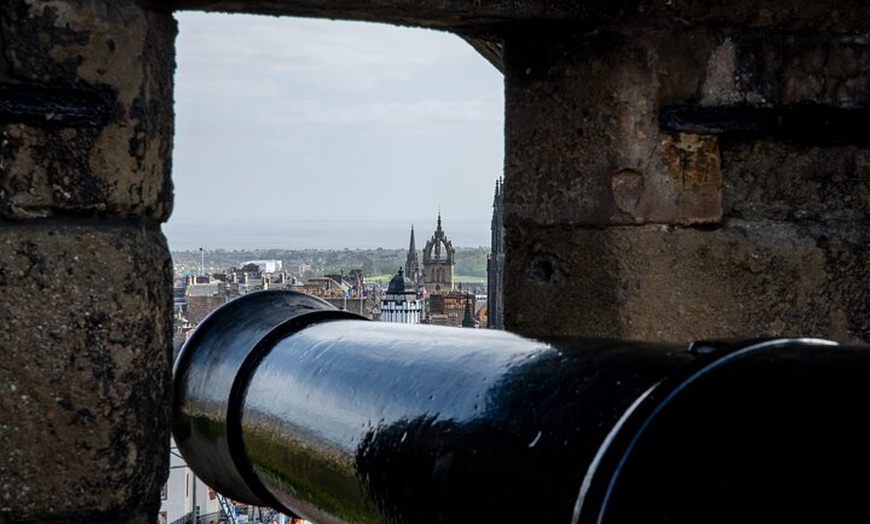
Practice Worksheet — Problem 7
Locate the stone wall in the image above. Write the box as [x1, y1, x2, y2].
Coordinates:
[1, 2, 175, 522]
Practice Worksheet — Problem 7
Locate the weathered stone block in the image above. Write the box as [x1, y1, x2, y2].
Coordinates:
[504, 28, 724, 226]
[0, 222, 173, 522]
[722, 141, 870, 222]
[0, 2, 176, 220]
[705, 34, 870, 107]
[505, 222, 869, 344]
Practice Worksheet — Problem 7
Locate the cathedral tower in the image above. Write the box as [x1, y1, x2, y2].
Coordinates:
[422, 211, 455, 294]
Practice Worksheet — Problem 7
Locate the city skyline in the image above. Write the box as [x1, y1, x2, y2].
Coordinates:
[164, 12, 504, 251]
[165, 216, 491, 251]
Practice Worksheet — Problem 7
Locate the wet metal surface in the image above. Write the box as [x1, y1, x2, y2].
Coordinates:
[173, 291, 870, 524]
[238, 322, 691, 524]
[574, 338, 870, 523]
[172, 290, 360, 506]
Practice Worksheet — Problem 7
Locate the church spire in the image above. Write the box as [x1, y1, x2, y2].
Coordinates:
[461, 292, 476, 328]
[405, 224, 420, 284]
[408, 224, 416, 252]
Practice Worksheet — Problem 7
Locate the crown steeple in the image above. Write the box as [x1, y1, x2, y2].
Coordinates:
[421, 210, 455, 294]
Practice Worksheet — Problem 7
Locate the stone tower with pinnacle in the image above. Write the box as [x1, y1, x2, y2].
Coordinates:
[421, 210, 455, 294]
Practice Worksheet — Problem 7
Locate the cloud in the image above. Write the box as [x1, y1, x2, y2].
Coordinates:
[176, 13, 483, 92]
[175, 13, 502, 132]
[169, 10, 504, 242]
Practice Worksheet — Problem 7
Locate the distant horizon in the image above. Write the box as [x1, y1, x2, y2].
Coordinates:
[171, 14, 504, 244]
[163, 216, 492, 252]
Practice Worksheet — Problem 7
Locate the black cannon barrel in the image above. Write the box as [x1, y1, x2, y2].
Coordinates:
[172, 290, 870, 524]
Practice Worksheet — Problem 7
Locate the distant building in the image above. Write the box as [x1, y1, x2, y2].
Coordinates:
[241, 259, 284, 273]
[487, 177, 505, 329]
[298, 274, 350, 299]
[461, 292, 479, 328]
[185, 279, 229, 326]
[421, 212, 455, 295]
[162, 438, 296, 524]
[380, 268, 423, 324]
[426, 290, 477, 327]
[283, 261, 311, 276]
[172, 308, 194, 355]
[161, 438, 221, 524]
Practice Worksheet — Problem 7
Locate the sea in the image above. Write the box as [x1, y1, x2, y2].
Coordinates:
[163, 217, 492, 252]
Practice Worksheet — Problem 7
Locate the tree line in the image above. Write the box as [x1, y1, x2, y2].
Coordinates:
[172, 247, 490, 281]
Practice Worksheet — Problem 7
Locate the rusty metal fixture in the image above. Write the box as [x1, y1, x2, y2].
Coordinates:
[659, 103, 870, 144]
[0, 84, 114, 126]
[173, 290, 870, 524]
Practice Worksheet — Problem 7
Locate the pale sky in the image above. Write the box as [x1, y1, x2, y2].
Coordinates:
[163, 12, 505, 250]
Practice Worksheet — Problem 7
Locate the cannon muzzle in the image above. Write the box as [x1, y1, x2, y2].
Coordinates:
[172, 290, 870, 524]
